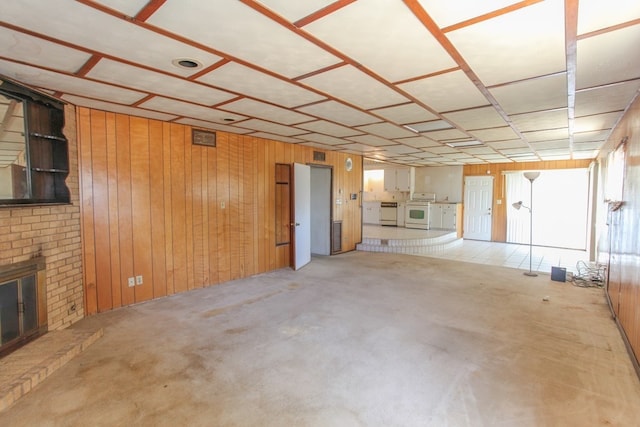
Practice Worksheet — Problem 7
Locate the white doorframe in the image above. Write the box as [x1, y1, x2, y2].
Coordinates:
[464, 176, 494, 241]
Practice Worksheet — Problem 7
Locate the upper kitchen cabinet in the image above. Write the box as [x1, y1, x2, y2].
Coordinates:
[384, 167, 415, 192]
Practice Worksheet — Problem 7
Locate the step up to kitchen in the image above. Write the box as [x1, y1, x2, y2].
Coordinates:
[357, 231, 462, 255]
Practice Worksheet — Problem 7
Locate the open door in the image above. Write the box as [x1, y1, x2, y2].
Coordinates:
[293, 163, 311, 270]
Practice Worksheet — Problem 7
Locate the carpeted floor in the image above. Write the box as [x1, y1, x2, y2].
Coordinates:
[2, 251, 639, 426]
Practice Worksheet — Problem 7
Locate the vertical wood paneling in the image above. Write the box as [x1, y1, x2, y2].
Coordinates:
[89, 110, 113, 312]
[149, 120, 166, 299]
[191, 143, 204, 289]
[130, 117, 153, 303]
[78, 108, 97, 315]
[105, 112, 122, 309]
[207, 143, 218, 286]
[79, 109, 363, 313]
[115, 114, 135, 306]
[184, 127, 195, 290]
[162, 122, 174, 295]
[217, 133, 231, 283]
[170, 124, 187, 294]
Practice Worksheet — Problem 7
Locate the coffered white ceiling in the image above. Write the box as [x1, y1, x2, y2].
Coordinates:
[1, 0, 639, 166]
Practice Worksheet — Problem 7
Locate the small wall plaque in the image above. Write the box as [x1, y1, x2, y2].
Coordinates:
[192, 129, 216, 147]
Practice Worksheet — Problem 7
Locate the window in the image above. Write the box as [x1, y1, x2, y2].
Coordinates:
[0, 78, 70, 205]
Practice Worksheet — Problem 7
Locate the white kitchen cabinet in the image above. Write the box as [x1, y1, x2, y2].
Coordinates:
[384, 167, 415, 192]
[429, 203, 458, 230]
[363, 201, 381, 224]
[441, 204, 457, 230]
[429, 204, 443, 229]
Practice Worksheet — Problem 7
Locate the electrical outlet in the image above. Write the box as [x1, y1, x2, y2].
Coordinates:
[127, 277, 135, 287]
[136, 275, 143, 285]
[220, 201, 225, 209]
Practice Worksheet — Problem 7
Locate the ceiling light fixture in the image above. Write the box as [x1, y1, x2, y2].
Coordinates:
[402, 125, 420, 133]
[172, 58, 203, 69]
[445, 140, 483, 148]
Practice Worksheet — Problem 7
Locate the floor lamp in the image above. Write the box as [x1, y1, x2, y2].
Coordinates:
[512, 171, 541, 277]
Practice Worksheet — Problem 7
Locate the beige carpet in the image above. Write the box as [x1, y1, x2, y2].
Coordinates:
[2, 251, 639, 426]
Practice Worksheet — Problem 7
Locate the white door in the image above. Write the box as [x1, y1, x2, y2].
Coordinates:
[464, 176, 493, 240]
[294, 163, 311, 270]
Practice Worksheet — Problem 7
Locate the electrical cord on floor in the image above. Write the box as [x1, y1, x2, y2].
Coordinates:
[571, 260, 606, 288]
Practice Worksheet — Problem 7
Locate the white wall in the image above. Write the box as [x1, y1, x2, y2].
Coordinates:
[363, 169, 406, 201]
[0, 166, 12, 198]
[414, 166, 463, 202]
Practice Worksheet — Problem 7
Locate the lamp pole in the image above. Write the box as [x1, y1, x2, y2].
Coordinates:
[523, 171, 540, 277]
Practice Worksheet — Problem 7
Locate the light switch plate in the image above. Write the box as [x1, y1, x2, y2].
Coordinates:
[127, 277, 135, 287]
[136, 275, 143, 285]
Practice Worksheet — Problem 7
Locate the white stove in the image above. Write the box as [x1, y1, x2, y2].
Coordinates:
[405, 193, 436, 229]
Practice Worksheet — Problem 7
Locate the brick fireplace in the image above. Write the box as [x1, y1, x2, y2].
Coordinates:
[0, 105, 84, 353]
[0, 258, 47, 356]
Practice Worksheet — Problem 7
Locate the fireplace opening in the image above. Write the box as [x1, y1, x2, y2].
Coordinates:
[0, 257, 47, 357]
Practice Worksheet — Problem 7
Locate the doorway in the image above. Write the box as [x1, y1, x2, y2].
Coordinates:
[464, 176, 494, 241]
[310, 166, 332, 256]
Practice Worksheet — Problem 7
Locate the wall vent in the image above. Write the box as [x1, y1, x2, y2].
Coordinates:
[313, 151, 326, 162]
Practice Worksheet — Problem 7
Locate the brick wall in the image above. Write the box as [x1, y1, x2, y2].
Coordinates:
[0, 104, 83, 330]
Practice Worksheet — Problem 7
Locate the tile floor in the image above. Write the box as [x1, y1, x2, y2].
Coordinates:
[363, 225, 594, 275]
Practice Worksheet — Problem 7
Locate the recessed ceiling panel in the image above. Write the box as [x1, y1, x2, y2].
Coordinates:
[197, 62, 325, 108]
[0, 27, 91, 74]
[399, 70, 489, 112]
[446, 0, 566, 85]
[575, 79, 640, 117]
[304, 0, 456, 82]
[92, 0, 148, 17]
[577, 0, 640, 35]
[529, 139, 569, 150]
[573, 141, 603, 150]
[422, 128, 468, 141]
[469, 127, 519, 141]
[510, 109, 568, 132]
[140, 97, 247, 123]
[1, 0, 223, 77]
[148, 0, 339, 78]
[487, 139, 528, 149]
[88, 59, 236, 106]
[297, 101, 379, 126]
[463, 146, 498, 155]
[248, 132, 303, 143]
[418, 0, 518, 28]
[221, 98, 312, 125]
[574, 112, 621, 133]
[174, 118, 253, 134]
[61, 94, 178, 122]
[301, 65, 408, 109]
[522, 128, 569, 142]
[347, 135, 396, 147]
[337, 143, 382, 153]
[443, 106, 507, 130]
[295, 121, 361, 137]
[576, 25, 640, 89]
[382, 145, 421, 154]
[424, 146, 458, 154]
[489, 74, 568, 114]
[256, 0, 335, 23]
[0, 59, 146, 104]
[232, 119, 307, 136]
[574, 130, 610, 143]
[371, 103, 438, 124]
[355, 123, 416, 139]
[299, 142, 340, 150]
[394, 136, 440, 148]
[406, 120, 453, 132]
[300, 133, 350, 146]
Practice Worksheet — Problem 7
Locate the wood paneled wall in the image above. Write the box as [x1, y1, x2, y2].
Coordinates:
[463, 159, 592, 242]
[598, 94, 640, 369]
[77, 108, 362, 315]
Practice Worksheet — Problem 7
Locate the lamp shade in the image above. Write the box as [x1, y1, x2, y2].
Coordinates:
[512, 201, 523, 210]
[523, 171, 540, 181]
